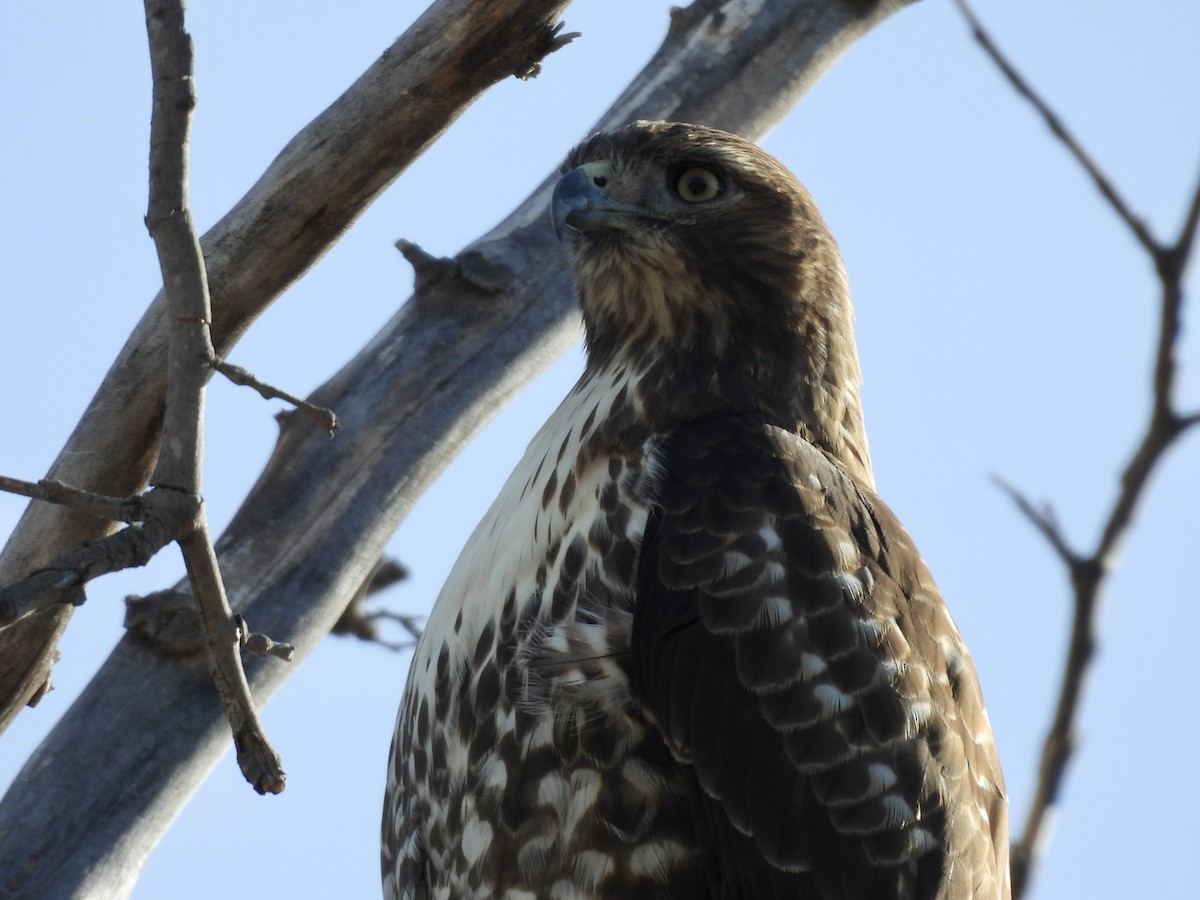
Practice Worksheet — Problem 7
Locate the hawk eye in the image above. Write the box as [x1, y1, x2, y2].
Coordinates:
[673, 167, 723, 203]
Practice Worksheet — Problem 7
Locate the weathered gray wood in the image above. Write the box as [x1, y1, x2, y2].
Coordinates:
[0, 0, 918, 896]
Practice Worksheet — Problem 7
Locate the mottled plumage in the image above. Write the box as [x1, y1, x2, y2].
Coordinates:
[382, 121, 1009, 899]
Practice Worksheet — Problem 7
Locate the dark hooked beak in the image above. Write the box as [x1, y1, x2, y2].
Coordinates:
[551, 162, 645, 240]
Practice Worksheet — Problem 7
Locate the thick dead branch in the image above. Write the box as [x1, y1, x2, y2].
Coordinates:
[956, 4, 1200, 896]
[125, 589, 207, 656]
[0, 0, 576, 733]
[0, 1, 919, 895]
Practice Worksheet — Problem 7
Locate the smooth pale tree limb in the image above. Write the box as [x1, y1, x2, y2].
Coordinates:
[0, 1, 918, 897]
[954, 2, 1200, 896]
[0, 0, 576, 732]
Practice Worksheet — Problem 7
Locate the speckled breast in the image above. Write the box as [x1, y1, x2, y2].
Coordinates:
[382, 367, 706, 900]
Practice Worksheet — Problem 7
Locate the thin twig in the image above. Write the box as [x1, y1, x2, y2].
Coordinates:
[0, 476, 144, 523]
[357, 611, 426, 652]
[330, 558, 422, 650]
[212, 358, 339, 436]
[957, 4, 1200, 896]
[989, 475, 1077, 567]
[1171, 162, 1200, 271]
[237, 615, 296, 661]
[953, 0, 1160, 257]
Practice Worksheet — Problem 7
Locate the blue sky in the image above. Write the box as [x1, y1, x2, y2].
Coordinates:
[2, 2, 1197, 897]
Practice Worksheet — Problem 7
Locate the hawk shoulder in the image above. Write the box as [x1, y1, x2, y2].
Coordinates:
[632, 413, 1008, 899]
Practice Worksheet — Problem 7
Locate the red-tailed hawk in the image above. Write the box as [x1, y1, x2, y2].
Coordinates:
[382, 121, 1009, 899]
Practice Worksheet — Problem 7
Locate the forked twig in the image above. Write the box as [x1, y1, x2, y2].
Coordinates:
[142, 0, 286, 793]
[331, 558, 423, 651]
[955, 2, 1200, 896]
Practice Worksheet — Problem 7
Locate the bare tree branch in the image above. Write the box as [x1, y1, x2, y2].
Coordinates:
[0, 476, 143, 523]
[332, 558, 420, 650]
[177, 522, 283, 793]
[0, 0, 577, 733]
[0, 507, 176, 628]
[1172, 163, 1200, 272]
[0, 2, 920, 895]
[142, 0, 287, 794]
[956, 4, 1200, 896]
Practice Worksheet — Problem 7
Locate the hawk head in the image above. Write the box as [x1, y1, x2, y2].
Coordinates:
[552, 120, 872, 485]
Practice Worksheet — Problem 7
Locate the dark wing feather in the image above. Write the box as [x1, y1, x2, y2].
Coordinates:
[632, 415, 1007, 900]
